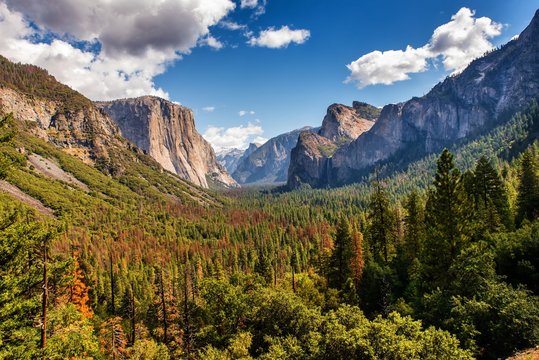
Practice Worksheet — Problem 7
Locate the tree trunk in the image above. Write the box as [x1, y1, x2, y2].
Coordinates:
[40, 242, 48, 351]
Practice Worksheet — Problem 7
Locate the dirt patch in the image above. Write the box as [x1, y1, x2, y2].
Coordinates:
[510, 347, 539, 360]
[28, 153, 89, 192]
[0, 180, 54, 217]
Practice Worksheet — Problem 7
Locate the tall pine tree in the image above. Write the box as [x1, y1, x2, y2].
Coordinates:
[516, 150, 539, 226]
[328, 217, 353, 290]
[423, 149, 471, 289]
[367, 181, 396, 263]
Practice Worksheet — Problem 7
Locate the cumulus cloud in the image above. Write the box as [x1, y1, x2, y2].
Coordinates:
[248, 26, 310, 48]
[202, 122, 267, 151]
[346, 7, 502, 88]
[239, 110, 255, 116]
[199, 35, 224, 50]
[0, 0, 235, 100]
[202, 106, 215, 112]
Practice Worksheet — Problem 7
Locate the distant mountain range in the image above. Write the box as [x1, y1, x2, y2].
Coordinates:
[288, 9, 539, 189]
[217, 142, 261, 175]
[230, 127, 317, 185]
[1, 9, 538, 192]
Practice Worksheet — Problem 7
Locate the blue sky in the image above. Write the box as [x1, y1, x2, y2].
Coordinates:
[1, 0, 538, 150]
[161, 0, 539, 148]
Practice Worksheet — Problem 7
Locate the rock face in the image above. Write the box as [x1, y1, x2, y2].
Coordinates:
[217, 142, 261, 174]
[287, 131, 336, 189]
[0, 76, 122, 165]
[319, 102, 379, 142]
[96, 96, 237, 188]
[233, 127, 316, 185]
[288, 9, 539, 189]
[287, 102, 378, 188]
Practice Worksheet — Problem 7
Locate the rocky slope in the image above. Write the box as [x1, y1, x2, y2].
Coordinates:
[233, 127, 316, 185]
[288, 9, 539, 189]
[217, 142, 261, 174]
[0, 56, 126, 166]
[96, 97, 237, 189]
[288, 102, 378, 188]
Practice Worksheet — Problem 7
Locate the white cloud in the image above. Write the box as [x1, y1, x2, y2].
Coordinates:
[239, 110, 256, 116]
[240, 0, 258, 9]
[220, 20, 246, 31]
[346, 7, 502, 88]
[240, 0, 266, 16]
[202, 122, 267, 151]
[200, 35, 224, 50]
[202, 106, 215, 112]
[0, 0, 235, 100]
[248, 26, 310, 48]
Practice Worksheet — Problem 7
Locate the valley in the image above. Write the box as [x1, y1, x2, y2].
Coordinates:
[0, 4, 538, 360]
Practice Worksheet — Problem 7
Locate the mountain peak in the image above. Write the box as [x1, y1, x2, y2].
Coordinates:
[520, 8, 539, 42]
[318, 102, 377, 142]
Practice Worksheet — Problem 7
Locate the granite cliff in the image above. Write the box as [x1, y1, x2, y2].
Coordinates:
[217, 142, 261, 174]
[232, 127, 316, 185]
[288, 9, 539, 189]
[97, 97, 237, 189]
[288, 102, 378, 188]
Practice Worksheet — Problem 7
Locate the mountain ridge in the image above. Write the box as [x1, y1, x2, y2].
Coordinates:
[288, 9, 539, 189]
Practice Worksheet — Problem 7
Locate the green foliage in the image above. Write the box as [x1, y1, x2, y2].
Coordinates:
[328, 217, 354, 290]
[367, 181, 396, 263]
[0, 200, 65, 359]
[494, 221, 539, 293]
[43, 304, 101, 360]
[516, 150, 539, 225]
[0, 55, 91, 111]
[423, 149, 471, 290]
[1, 93, 539, 359]
[127, 339, 171, 360]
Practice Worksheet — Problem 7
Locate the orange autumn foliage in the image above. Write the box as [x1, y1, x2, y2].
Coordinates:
[70, 255, 93, 318]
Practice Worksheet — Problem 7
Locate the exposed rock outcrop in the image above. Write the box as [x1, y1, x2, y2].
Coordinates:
[319, 103, 378, 142]
[287, 132, 336, 189]
[96, 96, 237, 189]
[288, 9, 539, 189]
[217, 142, 261, 174]
[233, 127, 316, 185]
[287, 102, 378, 188]
[0, 82, 122, 164]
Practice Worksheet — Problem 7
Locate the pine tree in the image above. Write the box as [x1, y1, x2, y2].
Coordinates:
[367, 181, 396, 263]
[516, 150, 539, 226]
[350, 228, 365, 290]
[468, 156, 512, 230]
[0, 113, 15, 179]
[423, 149, 471, 289]
[402, 191, 425, 265]
[328, 217, 353, 290]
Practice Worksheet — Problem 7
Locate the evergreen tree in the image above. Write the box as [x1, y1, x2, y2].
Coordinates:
[328, 217, 353, 290]
[423, 149, 470, 289]
[402, 191, 425, 265]
[516, 150, 539, 226]
[468, 156, 512, 230]
[367, 181, 396, 263]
